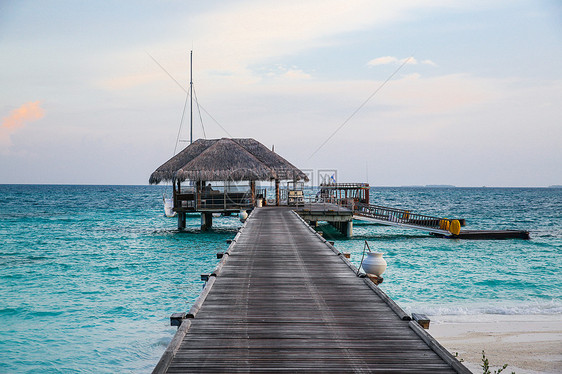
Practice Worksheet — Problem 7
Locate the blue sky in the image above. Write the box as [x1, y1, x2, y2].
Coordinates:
[1, 0, 561, 186]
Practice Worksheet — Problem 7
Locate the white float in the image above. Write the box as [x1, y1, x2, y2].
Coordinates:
[163, 198, 176, 217]
[239, 210, 248, 222]
[361, 252, 387, 276]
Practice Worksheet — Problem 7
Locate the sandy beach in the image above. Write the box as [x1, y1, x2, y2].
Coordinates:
[428, 314, 562, 374]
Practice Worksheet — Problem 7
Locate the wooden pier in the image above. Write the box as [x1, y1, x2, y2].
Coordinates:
[154, 207, 469, 373]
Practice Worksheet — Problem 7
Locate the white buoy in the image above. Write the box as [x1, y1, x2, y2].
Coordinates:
[361, 252, 387, 276]
[239, 210, 248, 222]
[164, 198, 176, 217]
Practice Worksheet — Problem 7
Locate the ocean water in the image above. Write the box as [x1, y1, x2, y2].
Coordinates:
[0, 185, 560, 373]
[329, 187, 562, 316]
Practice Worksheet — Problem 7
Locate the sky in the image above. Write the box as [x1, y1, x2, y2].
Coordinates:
[1, 0, 561, 186]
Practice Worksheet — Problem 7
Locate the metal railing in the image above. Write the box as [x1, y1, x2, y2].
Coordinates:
[353, 202, 450, 230]
[319, 183, 370, 189]
[291, 195, 452, 232]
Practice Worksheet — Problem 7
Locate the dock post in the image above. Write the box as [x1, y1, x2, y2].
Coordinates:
[345, 220, 353, 237]
[275, 179, 280, 206]
[201, 212, 213, 230]
[250, 181, 256, 206]
[327, 220, 352, 237]
[177, 212, 186, 230]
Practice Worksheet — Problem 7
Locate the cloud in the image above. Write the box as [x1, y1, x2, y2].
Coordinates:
[98, 72, 164, 91]
[186, 0, 446, 83]
[421, 59, 438, 67]
[101, 1, 449, 95]
[264, 65, 313, 81]
[367, 56, 404, 66]
[1, 101, 45, 148]
[367, 56, 437, 67]
[283, 69, 312, 80]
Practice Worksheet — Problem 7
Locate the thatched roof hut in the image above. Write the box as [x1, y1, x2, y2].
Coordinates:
[149, 138, 307, 184]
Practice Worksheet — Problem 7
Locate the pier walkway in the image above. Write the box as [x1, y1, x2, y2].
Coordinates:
[155, 207, 469, 373]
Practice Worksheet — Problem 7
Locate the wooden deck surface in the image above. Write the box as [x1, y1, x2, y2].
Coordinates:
[157, 207, 468, 373]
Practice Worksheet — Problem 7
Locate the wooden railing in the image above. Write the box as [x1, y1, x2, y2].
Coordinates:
[175, 192, 253, 212]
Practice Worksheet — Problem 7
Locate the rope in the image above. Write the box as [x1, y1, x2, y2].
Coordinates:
[308, 54, 415, 160]
[192, 86, 207, 139]
[146, 51, 232, 139]
[357, 240, 372, 276]
[174, 88, 191, 155]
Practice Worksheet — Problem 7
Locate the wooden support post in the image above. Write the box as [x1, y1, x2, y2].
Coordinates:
[345, 220, 353, 237]
[177, 212, 186, 230]
[412, 313, 430, 329]
[250, 180, 256, 206]
[201, 274, 210, 282]
[366, 273, 384, 285]
[201, 212, 212, 230]
[216, 252, 224, 259]
[343, 252, 351, 259]
[170, 312, 186, 327]
[196, 180, 202, 210]
[275, 179, 280, 206]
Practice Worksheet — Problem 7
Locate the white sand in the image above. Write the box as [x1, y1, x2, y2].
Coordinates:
[428, 314, 562, 374]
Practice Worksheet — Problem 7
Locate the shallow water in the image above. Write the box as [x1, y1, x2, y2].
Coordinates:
[0, 185, 560, 372]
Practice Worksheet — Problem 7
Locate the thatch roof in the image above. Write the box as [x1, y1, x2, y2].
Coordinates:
[149, 139, 215, 184]
[231, 139, 307, 181]
[149, 138, 308, 184]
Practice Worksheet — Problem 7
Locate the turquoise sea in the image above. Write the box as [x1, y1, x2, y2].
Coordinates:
[1, 185, 560, 373]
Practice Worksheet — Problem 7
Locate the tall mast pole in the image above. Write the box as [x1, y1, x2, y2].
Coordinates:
[190, 50, 193, 144]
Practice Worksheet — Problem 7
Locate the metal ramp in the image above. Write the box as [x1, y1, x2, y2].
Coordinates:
[353, 203, 457, 236]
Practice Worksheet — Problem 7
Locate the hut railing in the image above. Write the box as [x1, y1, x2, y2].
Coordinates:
[175, 193, 196, 211]
[198, 191, 252, 210]
[175, 191, 253, 212]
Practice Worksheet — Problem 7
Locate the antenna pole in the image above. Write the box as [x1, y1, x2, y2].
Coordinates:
[190, 50, 193, 144]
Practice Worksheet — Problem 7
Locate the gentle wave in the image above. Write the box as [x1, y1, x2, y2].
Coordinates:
[404, 300, 562, 316]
